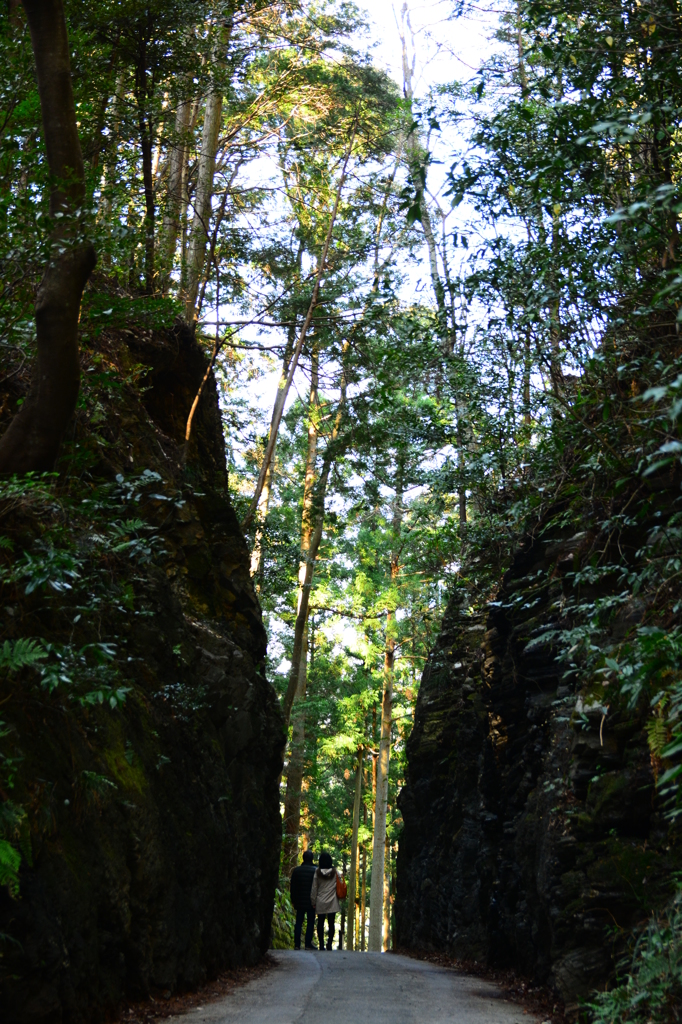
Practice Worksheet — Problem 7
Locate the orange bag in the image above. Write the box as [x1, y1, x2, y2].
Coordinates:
[336, 873, 348, 899]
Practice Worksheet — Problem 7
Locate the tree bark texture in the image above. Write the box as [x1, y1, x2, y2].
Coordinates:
[383, 826, 390, 950]
[281, 344, 350, 728]
[0, 0, 96, 474]
[281, 349, 321, 868]
[367, 628, 394, 952]
[360, 829, 367, 952]
[368, 472, 403, 951]
[249, 313, 299, 579]
[159, 97, 191, 292]
[347, 748, 363, 951]
[281, 622, 308, 875]
[183, 87, 223, 319]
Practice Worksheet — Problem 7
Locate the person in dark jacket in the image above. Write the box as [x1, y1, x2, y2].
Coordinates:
[289, 850, 317, 950]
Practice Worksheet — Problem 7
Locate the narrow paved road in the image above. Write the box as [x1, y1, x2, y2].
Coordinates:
[175, 951, 534, 1024]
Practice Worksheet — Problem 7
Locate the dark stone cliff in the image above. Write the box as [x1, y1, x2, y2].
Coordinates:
[0, 315, 284, 1024]
[396, 512, 681, 1010]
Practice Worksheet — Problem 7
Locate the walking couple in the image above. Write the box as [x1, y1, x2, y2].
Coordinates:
[289, 851, 346, 951]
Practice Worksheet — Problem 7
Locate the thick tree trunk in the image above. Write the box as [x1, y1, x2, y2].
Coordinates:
[0, 0, 96, 474]
[347, 748, 363, 951]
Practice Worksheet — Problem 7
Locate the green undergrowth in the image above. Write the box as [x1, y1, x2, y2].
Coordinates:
[270, 881, 296, 949]
[0, 466, 193, 896]
[587, 891, 682, 1024]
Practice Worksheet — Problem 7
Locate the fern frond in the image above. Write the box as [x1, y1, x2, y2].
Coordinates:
[0, 638, 48, 672]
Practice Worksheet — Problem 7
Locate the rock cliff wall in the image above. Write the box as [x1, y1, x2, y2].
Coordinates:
[396, 512, 681, 1010]
[0, 314, 284, 1024]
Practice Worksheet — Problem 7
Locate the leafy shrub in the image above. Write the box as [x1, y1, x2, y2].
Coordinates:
[588, 892, 682, 1024]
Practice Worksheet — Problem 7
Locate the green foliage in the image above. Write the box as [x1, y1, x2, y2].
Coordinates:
[0, 638, 47, 672]
[0, 840, 20, 898]
[588, 892, 682, 1024]
[270, 883, 296, 949]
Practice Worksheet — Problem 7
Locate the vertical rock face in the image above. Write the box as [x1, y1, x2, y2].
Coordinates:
[0, 323, 284, 1024]
[396, 528, 678, 1008]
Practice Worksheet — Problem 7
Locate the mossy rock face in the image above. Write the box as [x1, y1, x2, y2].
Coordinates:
[397, 523, 680, 1004]
[0, 323, 284, 1024]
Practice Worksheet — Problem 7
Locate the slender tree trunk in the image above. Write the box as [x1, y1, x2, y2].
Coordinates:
[371, 702, 377, 830]
[182, 12, 234, 319]
[159, 96, 190, 292]
[368, 470, 403, 952]
[347, 747, 363, 951]
[281, 344, 350, 728]
[281, 349, 320, 868]
[398, 5, 447, 322]
[183, 87, 223, 319]
[383, 825, 390, 951]
[249, 254, 301, 578]
[360, 824, 367, 952]
[139, 110, 155, 293]
[242, 135, 356, 532]
[368, 624, 394, 951]
[0, 0, 96, 474]
[282, 621, 308, 874]
[98, 71, 125, 230]
[249, 459, 273, 583]
[179, 95, 200, 284]
[549, 210, 563, 391]
[522, 328, 532, 430]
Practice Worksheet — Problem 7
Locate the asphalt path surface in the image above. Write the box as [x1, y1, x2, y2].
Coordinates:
[175, 950, 535, 1024]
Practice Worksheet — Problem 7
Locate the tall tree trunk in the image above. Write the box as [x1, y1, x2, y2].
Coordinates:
[383, 825, 391, 951]
[159, 96, 191, 292]
[360, 819, 367, 952]
[281, 349, 320, 870]
[98, 72, 125, 242]
[250, 308, 300, 579]
[281, 343, 350, 728]
[368, 623, 394, 951]
[182, 12, 233, 320]
[281, 621, 308, 874]
[398, 5, 447, 324]
[368, 469, 403, 951]
[249, 459, 273, 584]
[347, 747, 363, 951]
[183, 87, 223, 319]
[139, 108, 155, 293]
[242, 135, 356, 532]
[0, 0, 96, 474]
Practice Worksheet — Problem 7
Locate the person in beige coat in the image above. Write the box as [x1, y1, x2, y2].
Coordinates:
[310, 852, 340, 950]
